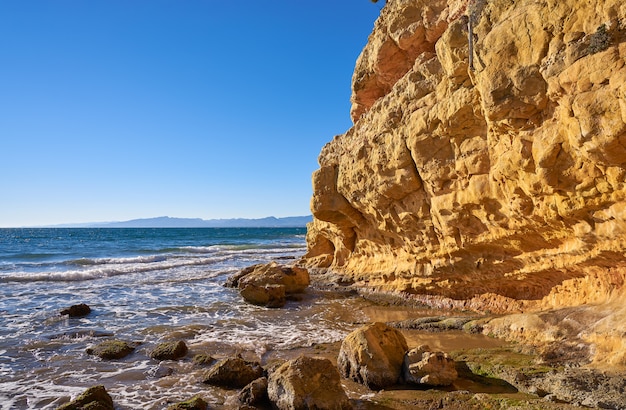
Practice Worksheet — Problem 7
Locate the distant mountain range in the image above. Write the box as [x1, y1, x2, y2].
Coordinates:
[54, 216, 313, 228]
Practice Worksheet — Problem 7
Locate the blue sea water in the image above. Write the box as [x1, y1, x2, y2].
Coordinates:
[0, 228, 368, 409]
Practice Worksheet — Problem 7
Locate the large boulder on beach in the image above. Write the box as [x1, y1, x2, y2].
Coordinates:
[86, 339, 136, 360]
[338, 322, 408, 390]
[60, 303, 91, 318]
[403, 345, 458, 386]
[268, 356, 351, 410]
[57, 385, 114, 410]
[203, 357, 264, 388]
[150, 340, 188, 361]
[232, 262, 310, 308]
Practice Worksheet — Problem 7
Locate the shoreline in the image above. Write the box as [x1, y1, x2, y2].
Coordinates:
[174, 276, 626, 409]
[25, 264, 626, 409]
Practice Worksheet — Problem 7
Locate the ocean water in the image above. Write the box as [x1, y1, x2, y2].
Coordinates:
[0, 228, 369, 409]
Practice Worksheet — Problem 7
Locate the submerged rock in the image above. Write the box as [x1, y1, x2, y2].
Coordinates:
[338, 322, 408, 390]
[192, 353, 216, 366]
[403, 344, 458, 386]
[150, 340, 188, 361]
[203, 357, 263, 388]
[268, 355, 351, 410]
[56, 385, 114, 410]
[60, 303, 91, 318]
[86, 339, 136, 360]
[166, 396, 208, 410]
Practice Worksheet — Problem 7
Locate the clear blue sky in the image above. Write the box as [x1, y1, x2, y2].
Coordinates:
[0, 1, 382, 227]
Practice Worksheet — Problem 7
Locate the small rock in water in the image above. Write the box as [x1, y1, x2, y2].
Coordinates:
[203, 357, 263, 388]
[166, 395, 209, 410]
[60, 303, 91, 318]
[150, 340, 188, 361]
[86, 339, 136, 360]
[146, 363, 174, 378]
[56, 385, 114, 410]
[192, 353, 216, 366]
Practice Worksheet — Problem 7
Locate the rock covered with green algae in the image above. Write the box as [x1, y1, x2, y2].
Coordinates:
[202, 357, 263, 388]
[166, 396, 208, 410]
[56, 385, 113, 410]
[150, 340, 188, 360]
[85, 339, 136, 360]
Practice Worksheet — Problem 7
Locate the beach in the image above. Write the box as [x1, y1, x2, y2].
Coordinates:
[2, 228, 623, 409]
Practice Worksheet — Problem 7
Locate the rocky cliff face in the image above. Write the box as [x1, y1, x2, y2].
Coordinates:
[305, 0, 626, 361]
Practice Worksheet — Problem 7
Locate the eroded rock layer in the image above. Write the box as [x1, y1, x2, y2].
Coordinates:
[305, 0, 626, 326]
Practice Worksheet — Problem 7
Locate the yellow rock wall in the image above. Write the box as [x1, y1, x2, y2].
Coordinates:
[305, 0, 626, 313]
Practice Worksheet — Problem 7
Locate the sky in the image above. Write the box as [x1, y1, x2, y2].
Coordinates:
[0, 1, 383, 227]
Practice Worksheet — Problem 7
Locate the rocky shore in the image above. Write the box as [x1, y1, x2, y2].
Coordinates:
[55, 264, 626, 409]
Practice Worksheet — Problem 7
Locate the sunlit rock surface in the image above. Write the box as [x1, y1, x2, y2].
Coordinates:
[305, 0, 626, 365]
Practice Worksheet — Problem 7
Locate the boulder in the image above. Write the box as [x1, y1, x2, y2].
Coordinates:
[238, 377, 270, 407]
[403, 345, 458, 386]
[268, 356, 351, 410]
[234, 262, 310, 307]
[166, 396, 208, 410]
[60, 303, 91, 318]
[202, 357, 263, 388]
[86, 339, 135, 360]
[56, 385, 114, 410]
[240, 283, 286, 308]
[150, 340, 188, 361]
[337, 322, 408, 389]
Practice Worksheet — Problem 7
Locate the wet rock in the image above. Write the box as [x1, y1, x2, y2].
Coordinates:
[268, 356, 351, 410]
[233, 262, 310, 308]
[240, 283, 286, 308]
[192, 353, 216, 366]
[403, 345, 458, 386]
[56, 385, 114, 410]
[86, 339, 136, 360]
[238, 377, 270, 407]
[150, 340, 188, 361]
[166, 396, 208, 410]
[224, 264, 255, 288]
[337, 322, 408, 390]
[534, 368, 626, 409]
[146, 363, 174, 378]
[60, 303, 91, 318]
[203, 357, 263, 388]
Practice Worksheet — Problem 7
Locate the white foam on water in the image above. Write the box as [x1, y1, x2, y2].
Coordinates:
[0, 255, 233, 283]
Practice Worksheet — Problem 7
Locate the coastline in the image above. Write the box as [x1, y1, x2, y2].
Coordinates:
[5, 250, 625, 408]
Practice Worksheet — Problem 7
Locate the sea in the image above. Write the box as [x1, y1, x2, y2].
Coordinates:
[0, 228, 372, 409]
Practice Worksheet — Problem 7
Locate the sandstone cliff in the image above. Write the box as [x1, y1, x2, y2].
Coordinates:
[305, 0, 626, 364]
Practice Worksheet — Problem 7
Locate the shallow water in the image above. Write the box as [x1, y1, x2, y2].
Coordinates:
[0, 228, 357, 409]
[0, 228, 509, 409]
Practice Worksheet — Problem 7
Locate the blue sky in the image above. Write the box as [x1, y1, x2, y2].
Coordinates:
[0, 1, 382, 227]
